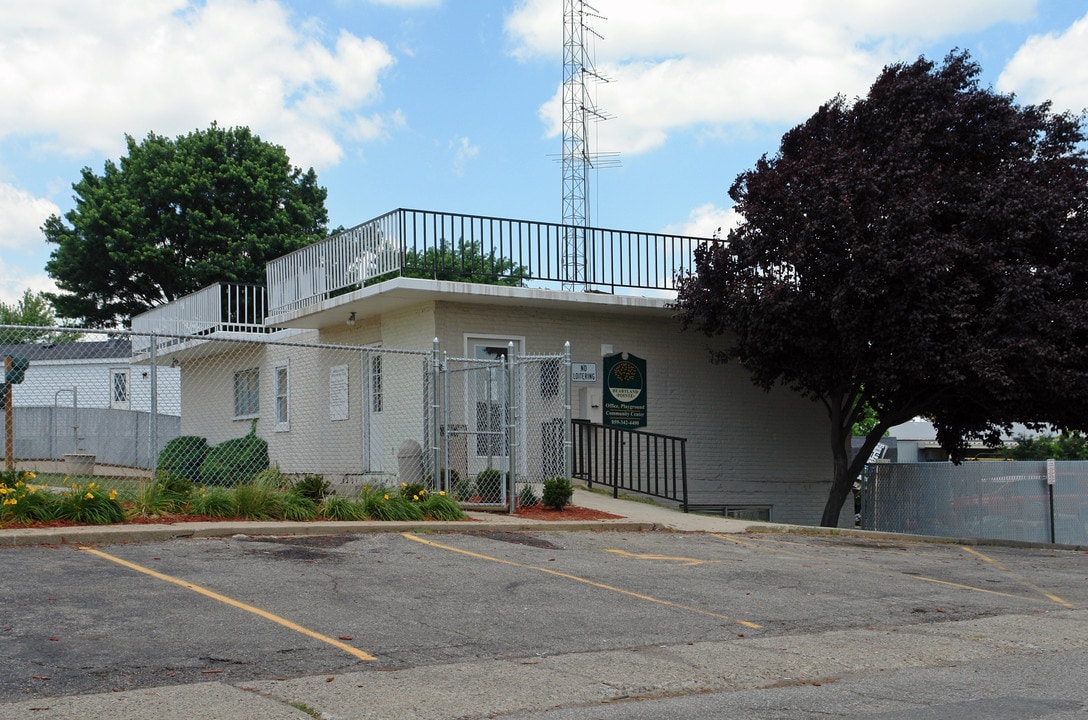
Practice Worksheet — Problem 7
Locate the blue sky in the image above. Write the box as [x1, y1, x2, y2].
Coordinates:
[2, 0, 1086, 306]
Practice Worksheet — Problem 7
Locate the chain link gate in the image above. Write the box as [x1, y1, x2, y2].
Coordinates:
[432, 341, 571, 511]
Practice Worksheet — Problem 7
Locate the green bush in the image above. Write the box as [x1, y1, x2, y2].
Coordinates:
[293, 474, 331, 501]
[252, 466, 291, 490]
[421, 492, 466, 521]
[156, 436, 209, 484]
[135, 471, 193, 515]
[200, 430, 269, 487]
[475, 468, 505, 503]
[55, 481, 125, 524]
[281, 493, 318, 521]
[517, 483, 540, 508]
[320, 496, 368, 521]
[0, 471, 58, 523]
[542, 476, 573, 511]
[191, 487, 237, 517]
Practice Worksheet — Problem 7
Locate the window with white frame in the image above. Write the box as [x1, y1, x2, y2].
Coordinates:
[110, 368, 130, 410]
[233, 367, 260, 419]
[274, 361, 290, 431]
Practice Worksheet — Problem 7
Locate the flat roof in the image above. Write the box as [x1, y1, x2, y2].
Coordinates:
[266, 277, 676, 330]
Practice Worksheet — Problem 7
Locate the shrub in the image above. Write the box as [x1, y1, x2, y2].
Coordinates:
[399, 481, 427, 500]
[360, 486, 425, 521]
[0, 471, 58, 523]
[233, 481, 282, 519]
[55, 481, 125, 524]
[294, 474, 331, 502]
[517, 483, 540, 508]
[200, 429, 269, 487]
[542, 476, 573, 511]
[190, 486, 237, 517]
[134, 471, 193, 515]
[281, 493, 318, 521]
[156, 436, 210, 484]
[320, 496, 368, 521]
[475, 468, 505, 503]
[421, 491, 466, 521]
[252, 466, 291, 490]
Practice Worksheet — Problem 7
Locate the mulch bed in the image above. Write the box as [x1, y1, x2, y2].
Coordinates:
[1, 505, 623, 530]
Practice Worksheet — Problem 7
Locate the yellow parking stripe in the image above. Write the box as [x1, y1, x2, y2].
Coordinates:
[711, 534, 1054, 604]
[604, 548, 712, 566]
[78, 546, 376, 661]
[402, 533, 761, 629]
[960, 546, 1074, 608]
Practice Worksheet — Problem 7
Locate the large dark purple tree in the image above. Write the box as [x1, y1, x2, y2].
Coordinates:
[674, 51, 1088, 527]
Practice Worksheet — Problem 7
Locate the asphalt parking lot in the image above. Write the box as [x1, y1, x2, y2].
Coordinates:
[2, 526, 1087, 718]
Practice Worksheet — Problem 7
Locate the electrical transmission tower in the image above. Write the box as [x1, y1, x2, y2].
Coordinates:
[561, 0, 617, 291]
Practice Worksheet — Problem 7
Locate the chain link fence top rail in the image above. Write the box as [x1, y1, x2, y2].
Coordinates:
[862, 460, 1088, 545]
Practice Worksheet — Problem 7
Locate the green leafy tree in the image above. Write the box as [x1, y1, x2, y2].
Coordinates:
[44, 123, 329, 326]
[402, 238, 529, 286]
[1004, 433, 1088, 461]
[0, 289, 72, 343]
[674, 52, 1088, 527]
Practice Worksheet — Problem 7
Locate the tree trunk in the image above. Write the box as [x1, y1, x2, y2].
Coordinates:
[820, 428, 855, 527]
[820, 421, 894, 527]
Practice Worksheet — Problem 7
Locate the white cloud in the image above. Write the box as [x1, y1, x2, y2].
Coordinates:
[0, 183, 60, 252]
[508, 0, 1040, 155]
[450, 136, 480, 176]
[998, 12, 1088, 113]
[0, 0, 399, 171]
[663, 203, 740, 240]
[368, 0, 441, 7]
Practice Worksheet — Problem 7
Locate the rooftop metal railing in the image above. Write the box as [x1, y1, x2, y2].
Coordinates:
[131, 283, 271, 354]
[267, 208, 710, 315]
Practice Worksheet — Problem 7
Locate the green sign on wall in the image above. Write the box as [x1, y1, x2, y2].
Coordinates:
[603, 352, 647, 428]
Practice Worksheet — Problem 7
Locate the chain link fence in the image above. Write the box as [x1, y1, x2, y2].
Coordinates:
[860, 461, 1088, 545]
[2, 325, 569, 510]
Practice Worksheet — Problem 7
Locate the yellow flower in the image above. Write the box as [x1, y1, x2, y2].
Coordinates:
[25, 472, 35, 479]
[439, 491, 446, 496]
[2, 498, 16, 506]
[109, 490, 118, 501]
[400, 482, 407, 487]
[412, 495, 419, 501]
[383, 493, 389, 500]
[84, 492, 94, 499]
[419, 488, 427, 495]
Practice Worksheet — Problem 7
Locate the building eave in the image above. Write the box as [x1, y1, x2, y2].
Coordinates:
[265, 277, 676, 330]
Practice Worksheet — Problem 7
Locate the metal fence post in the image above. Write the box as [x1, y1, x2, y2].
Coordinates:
[563, 341, 572, 482]
[507, 341, 517, 514]
[431, 338, 442, 491]
[149, 334, 158, 474]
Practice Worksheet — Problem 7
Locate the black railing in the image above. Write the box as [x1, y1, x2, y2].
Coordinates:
[267, 208, 712, 314]
[571, 419, 689, 510]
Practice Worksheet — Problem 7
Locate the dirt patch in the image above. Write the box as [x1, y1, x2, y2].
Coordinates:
[513, 505, 624, 521]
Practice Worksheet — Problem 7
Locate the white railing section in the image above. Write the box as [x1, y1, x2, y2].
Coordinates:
[267, 212, 404, 315]
[131, 283, 270, 354]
